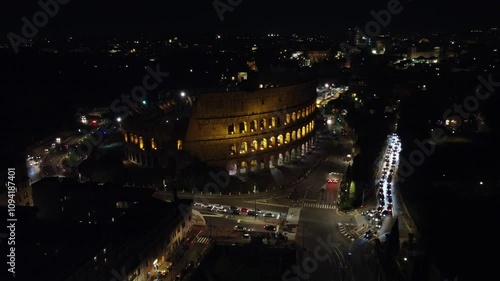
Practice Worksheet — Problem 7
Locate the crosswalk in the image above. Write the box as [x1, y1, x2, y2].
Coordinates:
[303, 203, 337, 209]
[196, 237, 210, 244]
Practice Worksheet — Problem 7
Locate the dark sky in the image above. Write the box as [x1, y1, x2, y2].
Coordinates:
[1, 0, 499, 37]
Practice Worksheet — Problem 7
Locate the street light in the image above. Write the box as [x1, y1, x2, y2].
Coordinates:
[116, 117, 122, 122]
[180, 91, 186, 97]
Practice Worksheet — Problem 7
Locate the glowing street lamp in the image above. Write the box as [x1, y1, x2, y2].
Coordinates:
[180, 91, 186, 97]
[116, 117, 122, 122]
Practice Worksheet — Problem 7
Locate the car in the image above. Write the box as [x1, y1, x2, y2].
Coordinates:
[376, 221, 382, 228]
[378, 194, 384, 200]
[379, 200, 385, 206]
[381, 210, 389, 217]
[234, 225, 246, 231]
[193, 202, 203, 207]
[327, 178, 338, 183]
[388, 196, 393, 203]
[378, 188, 384, 194]
[243, 232, 250, 239]
[232, 210, 241, 215]
[247, 211, 257, 216]
[240, 207, 249, 213]
[264, 225, 277, 231]
[230, 206, 238, 211]
[386, 189, 392, 195]
[264, 213, 274, 218]
[365, 230, 374, 238]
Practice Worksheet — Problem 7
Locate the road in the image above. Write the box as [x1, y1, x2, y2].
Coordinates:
[177, 113, 368, 281]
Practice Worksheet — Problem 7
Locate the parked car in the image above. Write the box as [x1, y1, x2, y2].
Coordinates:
[240, 207, 249, 213]
[264, 213, 274, 218]
[247, 211, 257, 216]
[264, 225, 277, 231]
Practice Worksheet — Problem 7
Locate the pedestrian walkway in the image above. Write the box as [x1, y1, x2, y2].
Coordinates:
[303, 203, 337, 210]
[338, 223, 356, 242]
[196, 237, 210, 244]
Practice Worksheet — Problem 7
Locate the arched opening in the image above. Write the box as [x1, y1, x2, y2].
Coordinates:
[240, 142, 248, 154]
[228, 123, 235, 134]
[297, 129, 301, 139]
[260, 159, 265, 169]
[292, 131, 296, 141]
[301, 144, 306, 156]
[251, 140, 258, 152]
[230, 144, 237, 155]
[269, 117, 276, 128]
[292, 112, 296, 122]
[285, 133, 291, 143]
[123, 131, 128, 142]
[133, 134, 138, 144]
[139, 136, 144, 150]
[177, 140, 183, 150]
[296, 147, 301, 158]
[285, 151, 291, 163]
[227, 161, 238, 176]
[278, 153, 284, 166]
[291, 149, 296, 159]
[286, 114, 290, 124]
[269, 155, 276, 168]
[250, 120, 257, 132]
[278, 135, 283, 145]
[260, 139, 267, 150]
[302, 126, 306, 136]
[239, 122, 247, 133]
[276, 117, 281, 127]
[260, 119, 267, 130]
[269, 137, 276, 147]
[240, 161, 247, 174]
[250, 160, 258, 171]
[306, 108, 309, 116]
[306, 124, 309, 134]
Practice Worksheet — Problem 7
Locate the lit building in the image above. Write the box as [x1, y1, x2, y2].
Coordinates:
[122, 78, 318, 176]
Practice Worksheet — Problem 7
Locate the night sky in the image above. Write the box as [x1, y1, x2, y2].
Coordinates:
[1, 0, 499, 37]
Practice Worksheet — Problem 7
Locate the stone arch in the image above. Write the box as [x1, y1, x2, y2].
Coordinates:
[301, 144, 306, 156]
[292, 112, 296, 122]
[285, 133, 291, 143]
[228, 123, 235, 134]
[297, 129, 301, 139]
[250, 160, 258, 171]
[302, 126, 306, 136]
[291, 149, 296, 159]
[292, 131, 296, 141]
[269, 117, 276, 128]
[278, 153, 284, 166]
[286, 114, 291, 124]
[260, 118, 267, 130]
[285, 151, 290, 163]
[250, 120, 257, 131]
[270, 136, 276, 147]
[260, 138, 267, 150]
[240, 142, 248, 154]
[240, 161, 248, 174]
[239, 122, 247, 133]
[278, 134, 284, 145]
[227, 161, 238, 176]
[251, 140, 258, 151]
[269, 155, 276, 168]
[230, 144, 237, 155]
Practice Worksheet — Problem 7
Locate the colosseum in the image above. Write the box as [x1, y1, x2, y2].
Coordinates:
[121, 79, 318, 176]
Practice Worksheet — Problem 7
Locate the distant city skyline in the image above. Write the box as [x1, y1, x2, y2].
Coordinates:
[1, 0, 499, 38]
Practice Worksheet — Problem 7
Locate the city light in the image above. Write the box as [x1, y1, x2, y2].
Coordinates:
[180, 91, 186, 97]
[116, 117, 122, 122]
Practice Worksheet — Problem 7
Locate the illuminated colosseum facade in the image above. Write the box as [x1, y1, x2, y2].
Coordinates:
[121, 80, 318, 176]
[183, 80, 318, 175]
